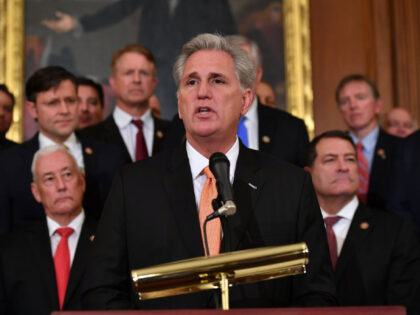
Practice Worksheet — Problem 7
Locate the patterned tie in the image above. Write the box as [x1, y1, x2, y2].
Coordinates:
[199, 166, 221, 256]
[54, 227, 74, 309]
[324, 216, 341, 271]
[356, 142, 370, 204]
[131, 119, 149, 161]
[237, 116, 249, 147]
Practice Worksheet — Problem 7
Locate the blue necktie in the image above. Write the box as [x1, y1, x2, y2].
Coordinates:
[237, 116, 249, 147]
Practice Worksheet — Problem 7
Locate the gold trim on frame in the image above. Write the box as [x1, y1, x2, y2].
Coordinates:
[0, 0, 24, 143]
[283, 0, 314, 139]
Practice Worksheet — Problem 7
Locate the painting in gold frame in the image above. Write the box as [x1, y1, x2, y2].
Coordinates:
[0, 0, 313, 143]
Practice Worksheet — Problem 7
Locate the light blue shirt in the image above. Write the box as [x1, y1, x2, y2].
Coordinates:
[349, 125, 379, 172]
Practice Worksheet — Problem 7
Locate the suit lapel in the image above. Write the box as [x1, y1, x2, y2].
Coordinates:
[257, 103, 275, 153]
[152, 116, 167, 155]
[27, 219, 59, 309]
[105, 116, 132, 162]
[335, 204, 372, 279]
[225, 144, 263, 251]
[163, 144, 204, 257]
[63, 218, 96, 308]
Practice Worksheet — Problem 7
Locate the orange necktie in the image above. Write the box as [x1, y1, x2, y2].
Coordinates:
[199, 166, 221, 256]
[54, 227, 74, 309]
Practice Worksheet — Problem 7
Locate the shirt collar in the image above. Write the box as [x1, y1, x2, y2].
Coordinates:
[113, 106, 153, 129]
[349, 125, 379, 152]
[186, 138, 239, 183]
[244, 97, 258, 121]
[39, 132, 78, 150]
[47, 210, 85, 237]
[321, 195, 359, 221]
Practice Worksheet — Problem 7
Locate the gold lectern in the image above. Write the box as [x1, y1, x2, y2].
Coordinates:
[132, 242, 309, 310]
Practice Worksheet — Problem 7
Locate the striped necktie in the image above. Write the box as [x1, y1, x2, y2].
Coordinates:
[356, 142, 370, 204]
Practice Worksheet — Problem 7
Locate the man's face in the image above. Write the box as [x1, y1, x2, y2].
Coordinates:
[110, 52, 157, 108]
[0, 91, 14, 135]
[177, 50, 252, 146]
[338, 80, 382, 134]
[77, 85, 104, 129]
[385, 108, 415, 138]
[26, 79, 79, 143]
[308, 137, 359, 199]
[31, 150, 85, 221]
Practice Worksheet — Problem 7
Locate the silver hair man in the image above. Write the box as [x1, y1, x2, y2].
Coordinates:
[173, 33, 256, 91]
[31, 145, 83, 181]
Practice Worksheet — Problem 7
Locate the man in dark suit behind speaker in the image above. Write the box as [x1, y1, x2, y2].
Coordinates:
[82, 33, 336, 310]
[304, 130, 420, 314]
[0, 145, 97, 315]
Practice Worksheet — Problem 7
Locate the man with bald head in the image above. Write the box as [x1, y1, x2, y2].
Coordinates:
[0, 146, 96, 314]
[383, 108, 416, 138]
[83, 33, 335, 310]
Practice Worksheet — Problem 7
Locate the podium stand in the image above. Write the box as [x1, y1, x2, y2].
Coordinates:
[131, 243, 308, 310]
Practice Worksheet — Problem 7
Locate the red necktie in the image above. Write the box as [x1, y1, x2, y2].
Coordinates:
[199, 166, 221, 256]
[356, 142, 370, 204]
[324, 216, 341, 271]
[54, 227, 74, 309]
[131, 119, 149, 161]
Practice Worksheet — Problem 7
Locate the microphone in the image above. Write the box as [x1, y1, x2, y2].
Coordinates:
[207, 152, 237, 219]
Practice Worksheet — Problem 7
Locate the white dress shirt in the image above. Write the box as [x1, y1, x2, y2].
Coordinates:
[186, 138, 239, 209]
[243, 97, 259, 150]
[39, 132, 84, 170]
[113, 106, 154, 161]
[321, 196, 359, 256]
[47, 210, 85, 266]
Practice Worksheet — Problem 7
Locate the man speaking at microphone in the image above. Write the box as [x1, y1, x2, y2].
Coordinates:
[83, 33, 336, 309]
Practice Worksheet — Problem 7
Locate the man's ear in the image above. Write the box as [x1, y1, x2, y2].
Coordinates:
[31, 182, 42, 203]
[240, 89, 253, 116]
[374, 98, 383, 115]
[109, 76, 115, 91]
[303, 166, 312, 174]
[26, 100, 38, 120]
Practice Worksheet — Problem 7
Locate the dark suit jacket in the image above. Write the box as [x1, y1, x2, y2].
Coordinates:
[80, 114, 170, 163]
[365, 128, 401, 211]
[0, 133, 125, 235]
[0, 216, 97, 315]
[335, 203, 420, 314]
[83, 143, 336, 309]
[0, 136, 16, 152]
[387, 130, 420, 235]
[164, 103, 309, 167]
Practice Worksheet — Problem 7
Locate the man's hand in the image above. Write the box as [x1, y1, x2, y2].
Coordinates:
[42, 11, 76, 34]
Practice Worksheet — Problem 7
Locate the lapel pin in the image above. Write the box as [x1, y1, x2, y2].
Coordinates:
[377, 148, 386, 159]
[90, 235, 95, 242]
[156, 130, 164, 139]
[262, 135, 271, 144]
[248, 182, 258, 190]
[85, 147, 93, 155]
[360, 222, 369, 230]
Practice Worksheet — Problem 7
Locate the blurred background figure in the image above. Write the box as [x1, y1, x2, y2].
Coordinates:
[76, 77, 104, 130]
[256, 81, 276, 108]
[0, 84, 16, 151]
[383, 107, 416, 138]
[149, 94, 161, 118]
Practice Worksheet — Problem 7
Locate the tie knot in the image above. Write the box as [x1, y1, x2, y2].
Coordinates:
[56, 227, 74, 239]
[324, 216, 341, 228]
[131, 119, 143, 129]
[240, 116, 247, 124]
[203, 166, 214, 180]
[356, 142, 363, 151]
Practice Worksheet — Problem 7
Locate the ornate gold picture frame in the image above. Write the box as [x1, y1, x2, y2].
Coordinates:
[0, 0, 313, 142]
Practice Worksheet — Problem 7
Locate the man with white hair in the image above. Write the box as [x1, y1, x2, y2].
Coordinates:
[0, 145, 97, 314]
[83, 33, 335, 309]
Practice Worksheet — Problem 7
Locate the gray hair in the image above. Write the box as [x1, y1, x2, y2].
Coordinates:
[173, 33, 255, 91]
[31, 145, 82, 182]
[225, 35, 262, 68]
